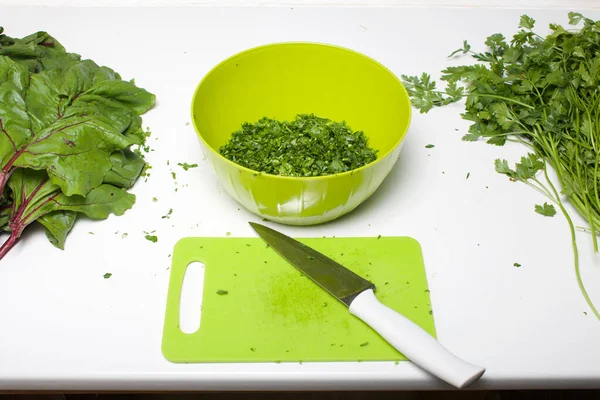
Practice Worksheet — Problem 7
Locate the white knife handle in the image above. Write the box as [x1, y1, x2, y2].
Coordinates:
[349, 289, 485, 388]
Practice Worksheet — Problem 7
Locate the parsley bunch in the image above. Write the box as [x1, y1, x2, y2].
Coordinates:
[402, 12, 600, 320]
[219, 114, 378, 177]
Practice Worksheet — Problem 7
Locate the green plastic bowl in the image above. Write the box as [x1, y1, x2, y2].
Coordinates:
[191, 42, 411, 225]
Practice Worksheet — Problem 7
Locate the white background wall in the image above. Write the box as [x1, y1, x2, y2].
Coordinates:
[0, 0, 598, 8]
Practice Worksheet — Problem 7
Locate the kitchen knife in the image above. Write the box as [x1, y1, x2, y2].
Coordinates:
[249, 222, 485, 389]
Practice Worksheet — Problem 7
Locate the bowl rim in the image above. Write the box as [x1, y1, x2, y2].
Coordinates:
[190, 41, 412, 181]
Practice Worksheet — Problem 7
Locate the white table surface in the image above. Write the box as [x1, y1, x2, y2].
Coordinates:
[1, 4, 600, 392]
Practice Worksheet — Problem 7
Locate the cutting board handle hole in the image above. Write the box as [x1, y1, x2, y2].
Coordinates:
[179, 261, 205, 334]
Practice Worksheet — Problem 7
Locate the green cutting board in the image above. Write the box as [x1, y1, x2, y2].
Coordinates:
[161, 236, 436, 363]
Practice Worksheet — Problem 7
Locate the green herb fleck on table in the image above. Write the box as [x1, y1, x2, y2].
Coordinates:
[171, 172, 177, 180]
[514, 262, 521, 268]
[162, 208, 173, 219]
[466, 172, 470, 179]
[218, 114, 378, 177]
[88, 232, 95, 235]
[535, 202, 556, 217]
[425, 144, 435, 149]
[152, 197, 158, 202]
[103, 273, 112, 279]
[401, 12, 600, 321]
[226, 231, 231, 236]
[178, 162, 199, 171]
[140, 163, 152, 175]
[121, 233, 128, 239]
[217, 289, 229, 295]
[145, 234, 158, 243]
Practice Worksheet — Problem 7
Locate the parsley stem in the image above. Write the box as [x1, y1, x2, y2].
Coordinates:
[594, 155, 600, 239]
[564, 134, 593, 151]
[502, 131, 536, 137]
[532, 86, 546, 111]
[475, 94, 535, 110]
[413, 89, 535, 110]
[530, 177, 555, 200]
[508, 136, 534, 148]
[577, 147, 599, 253]
[587, 108, 596, 152]
[543, 162, 600, 321]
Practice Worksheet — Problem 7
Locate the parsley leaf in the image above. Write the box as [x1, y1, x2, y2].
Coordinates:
[518, 15, 535, 30]
[401, 73, 464, 113]
[494, 159, 515, 176]
[535, 203, 556, 217]
[462, 133, 481, 141]
[448, 40, 472, 58]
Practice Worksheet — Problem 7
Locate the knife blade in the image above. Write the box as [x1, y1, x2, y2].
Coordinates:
[249, 222, 485, 389]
